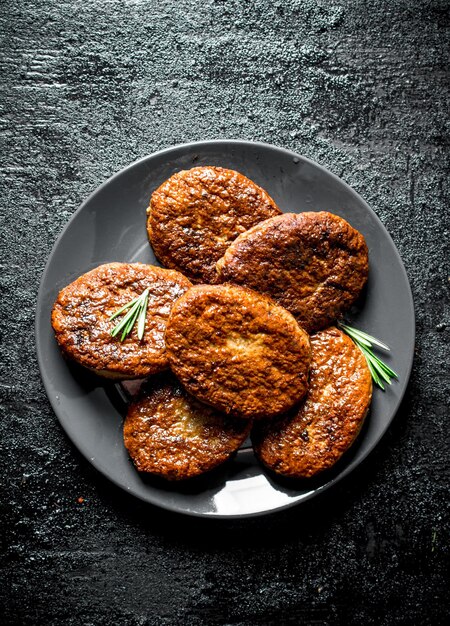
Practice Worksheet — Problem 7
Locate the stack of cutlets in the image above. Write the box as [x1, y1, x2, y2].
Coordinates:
[52, 166, 372, 481]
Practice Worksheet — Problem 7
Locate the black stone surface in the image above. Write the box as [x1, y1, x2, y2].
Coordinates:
[1, 1, 449, 624]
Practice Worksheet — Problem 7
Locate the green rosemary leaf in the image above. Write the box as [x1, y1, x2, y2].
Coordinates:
[338, 321, 397, 391]
[339, 325, 373, 348]
[110, 298, 141, 337]
[137, 289, 149, 340]
[361, 346, 392, 384]
[109, 295, 140, 321]
[339, 323, 390, 351]
[366, 357, 384, 390]
[110, 290, 150, 342]
[121, 304, 140, 342]
[371, 355, 398, 379]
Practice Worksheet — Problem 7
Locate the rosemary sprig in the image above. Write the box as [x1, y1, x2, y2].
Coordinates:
[109, 288, 149, 342]
[338, 321, 398, 391]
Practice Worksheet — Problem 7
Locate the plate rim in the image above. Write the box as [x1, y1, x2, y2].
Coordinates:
[35, 139, 416, 519]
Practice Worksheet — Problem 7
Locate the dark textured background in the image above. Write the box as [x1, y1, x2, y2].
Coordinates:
[1, 1, 449, 624]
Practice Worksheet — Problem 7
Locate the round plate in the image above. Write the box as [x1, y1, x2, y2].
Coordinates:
[35, 140, 415, 518]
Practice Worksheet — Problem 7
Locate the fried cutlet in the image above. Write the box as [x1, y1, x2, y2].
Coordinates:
[147, 166, 281, 284]
[123, 374, 251, 480]
[51, 263, 192, 379]
[165, 284, 311, 420]
[252, 326, 373, 478]
[216, 211, 369, 333]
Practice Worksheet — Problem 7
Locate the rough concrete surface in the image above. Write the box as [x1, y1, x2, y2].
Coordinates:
[1, 1, 449, 624]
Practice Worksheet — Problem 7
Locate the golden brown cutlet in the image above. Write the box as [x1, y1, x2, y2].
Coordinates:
[165, 284, 311, 420]
[216, 211, 369, 333]
[123, 374, 251, 480]
[252, 326, 373, 478]
[51, 263, 192, 379]
[147, 166, 281, 284]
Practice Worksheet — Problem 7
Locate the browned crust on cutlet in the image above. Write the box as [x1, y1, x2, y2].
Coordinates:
[147, 166, 281, 284]
[165, 284, 311, 420]
[251, 327, 373, 478]
[216, 211, 369, 333]
[51, 263, 192, 379]
[123, 374, 251, 480]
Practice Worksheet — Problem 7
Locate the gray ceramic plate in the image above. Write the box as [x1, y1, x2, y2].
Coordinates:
[35, 140, 415, 518]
